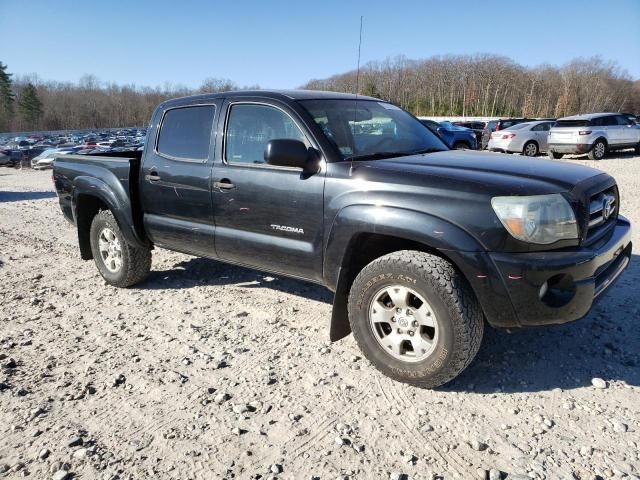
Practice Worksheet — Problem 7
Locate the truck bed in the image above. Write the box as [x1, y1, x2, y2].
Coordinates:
[53, 150, 146, 251]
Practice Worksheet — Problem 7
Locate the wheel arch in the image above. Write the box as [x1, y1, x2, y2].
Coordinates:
[592, 136, 608, 149]
[452, 140, 470, 149]
[72, 176, 148, 259]
[324, 206, 498, 341]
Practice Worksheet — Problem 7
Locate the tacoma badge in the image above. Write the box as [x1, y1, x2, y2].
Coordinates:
[271, 224, 304, 234]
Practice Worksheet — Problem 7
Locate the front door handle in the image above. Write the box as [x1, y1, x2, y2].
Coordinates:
[146, 171, 161, 182]
[214, 180, 235, 190]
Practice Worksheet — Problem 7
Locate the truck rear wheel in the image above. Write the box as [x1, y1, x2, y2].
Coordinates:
[89, 210, 151, 287]
[347, 250, 483, 388]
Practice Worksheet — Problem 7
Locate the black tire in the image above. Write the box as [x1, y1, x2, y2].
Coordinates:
[548, 151, 564, 159]
[588, 139, 607, 160]
[635, 143, 640, 155]
[522, 141, 538, 157]
[89, 210, 151, 287]
[347, 250, 484, 388]
[452, 142, 470, 150]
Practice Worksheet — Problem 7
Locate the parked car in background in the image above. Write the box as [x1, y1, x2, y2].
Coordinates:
[0, 151, 13, 167]
[482, 118, 555, 149]
[481, 120, 498, 149]
[0, 149, 23, 166]
[420, 120, 477, 149]
[31, 148, 72, 169]
[488, 120, 554, 156]
[453, 121, 485, 146]
[494, 118, 536, 132]
[548, 113, 640, 160]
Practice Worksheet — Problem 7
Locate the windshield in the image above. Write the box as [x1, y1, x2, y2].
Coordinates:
[299, 99, 447, 160]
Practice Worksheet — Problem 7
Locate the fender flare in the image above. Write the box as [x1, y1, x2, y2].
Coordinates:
[324, 205, 482, 289]
[72, 175, 147, 252]
[323, 205, 513, 341]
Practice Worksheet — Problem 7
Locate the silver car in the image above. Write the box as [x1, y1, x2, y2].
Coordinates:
[487, 120, 554, 156]
[548, 113, 640, 160]
[31, 148, 74, 170]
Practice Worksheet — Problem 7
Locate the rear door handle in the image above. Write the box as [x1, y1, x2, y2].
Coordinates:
[214, 180, 235, 190]
[146, 171, 161, 182]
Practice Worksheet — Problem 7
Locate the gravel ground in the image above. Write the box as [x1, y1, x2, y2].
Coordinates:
[1, 152, 639, 480]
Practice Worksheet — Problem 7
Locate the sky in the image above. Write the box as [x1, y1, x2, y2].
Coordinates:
[1, 0, 639, 89]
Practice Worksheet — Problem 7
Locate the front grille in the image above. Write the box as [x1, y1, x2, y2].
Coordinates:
[584, 187, 618, 244]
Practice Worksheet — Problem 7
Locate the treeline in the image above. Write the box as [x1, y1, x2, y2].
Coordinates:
[1, 54, 639, 133]
[303, 54, 640, 118]
[0, 64, 256, 133]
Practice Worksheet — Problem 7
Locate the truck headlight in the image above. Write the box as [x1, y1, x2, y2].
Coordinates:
[491, 194, 578, 244]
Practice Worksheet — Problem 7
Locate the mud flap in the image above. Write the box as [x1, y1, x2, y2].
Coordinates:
[329, 270, 352, 342]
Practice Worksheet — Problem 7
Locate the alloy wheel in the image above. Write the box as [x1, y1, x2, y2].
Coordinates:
[98, 227, 123, 273]
[368, 285, 439, 363]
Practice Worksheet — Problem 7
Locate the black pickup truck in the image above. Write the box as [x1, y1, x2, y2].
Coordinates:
[53, 90, 632, 387]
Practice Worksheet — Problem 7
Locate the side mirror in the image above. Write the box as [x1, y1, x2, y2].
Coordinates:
[264, 139, 309, 169]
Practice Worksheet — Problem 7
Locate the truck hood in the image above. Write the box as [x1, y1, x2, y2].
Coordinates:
[354, 150, 605, 195]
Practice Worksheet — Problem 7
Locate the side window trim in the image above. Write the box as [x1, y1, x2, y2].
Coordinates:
[154, 103, 217, 163]
[222, 101, 312, 169]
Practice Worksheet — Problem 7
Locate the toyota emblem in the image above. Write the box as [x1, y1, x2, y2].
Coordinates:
[602, 197, 615, 221]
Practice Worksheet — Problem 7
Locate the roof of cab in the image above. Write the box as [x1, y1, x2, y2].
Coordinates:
[158, 89, 380, 109]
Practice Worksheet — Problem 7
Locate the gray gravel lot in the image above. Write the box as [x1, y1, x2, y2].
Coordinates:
[1, 151, 639, 479]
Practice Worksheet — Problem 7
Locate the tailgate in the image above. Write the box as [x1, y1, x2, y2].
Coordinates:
[549, 128, 580, 143]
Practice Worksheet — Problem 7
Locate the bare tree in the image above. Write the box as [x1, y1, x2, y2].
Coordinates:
[302, 54, 638, 118]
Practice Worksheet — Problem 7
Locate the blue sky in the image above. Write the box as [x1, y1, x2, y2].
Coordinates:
[1, 0, 639, 89]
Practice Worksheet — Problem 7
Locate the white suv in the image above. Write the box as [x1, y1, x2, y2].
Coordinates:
[548, 113, 640, 160]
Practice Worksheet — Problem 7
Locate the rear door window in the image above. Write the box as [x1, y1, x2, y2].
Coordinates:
[157, 105, 216, 160]
[532, 122, 551, 131]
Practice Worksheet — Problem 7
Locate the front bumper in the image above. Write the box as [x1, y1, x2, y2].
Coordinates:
[487, 216, 632, 327]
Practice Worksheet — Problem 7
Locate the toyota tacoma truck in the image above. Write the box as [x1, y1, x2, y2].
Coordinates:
[52, 90, 632, 388]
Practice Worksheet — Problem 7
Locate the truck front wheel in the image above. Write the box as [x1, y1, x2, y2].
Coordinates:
[89, 210, 151, 287]
[347, 250, 483, 388]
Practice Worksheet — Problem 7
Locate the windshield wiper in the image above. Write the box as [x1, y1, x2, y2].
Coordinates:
[403, 147, 446, 155]
[343, 151, 408, 162]
[344, 147, 444, 162]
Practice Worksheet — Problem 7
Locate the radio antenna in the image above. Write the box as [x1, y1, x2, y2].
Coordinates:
[356, 15, 363, 95]
[350, 15, 363, 177]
